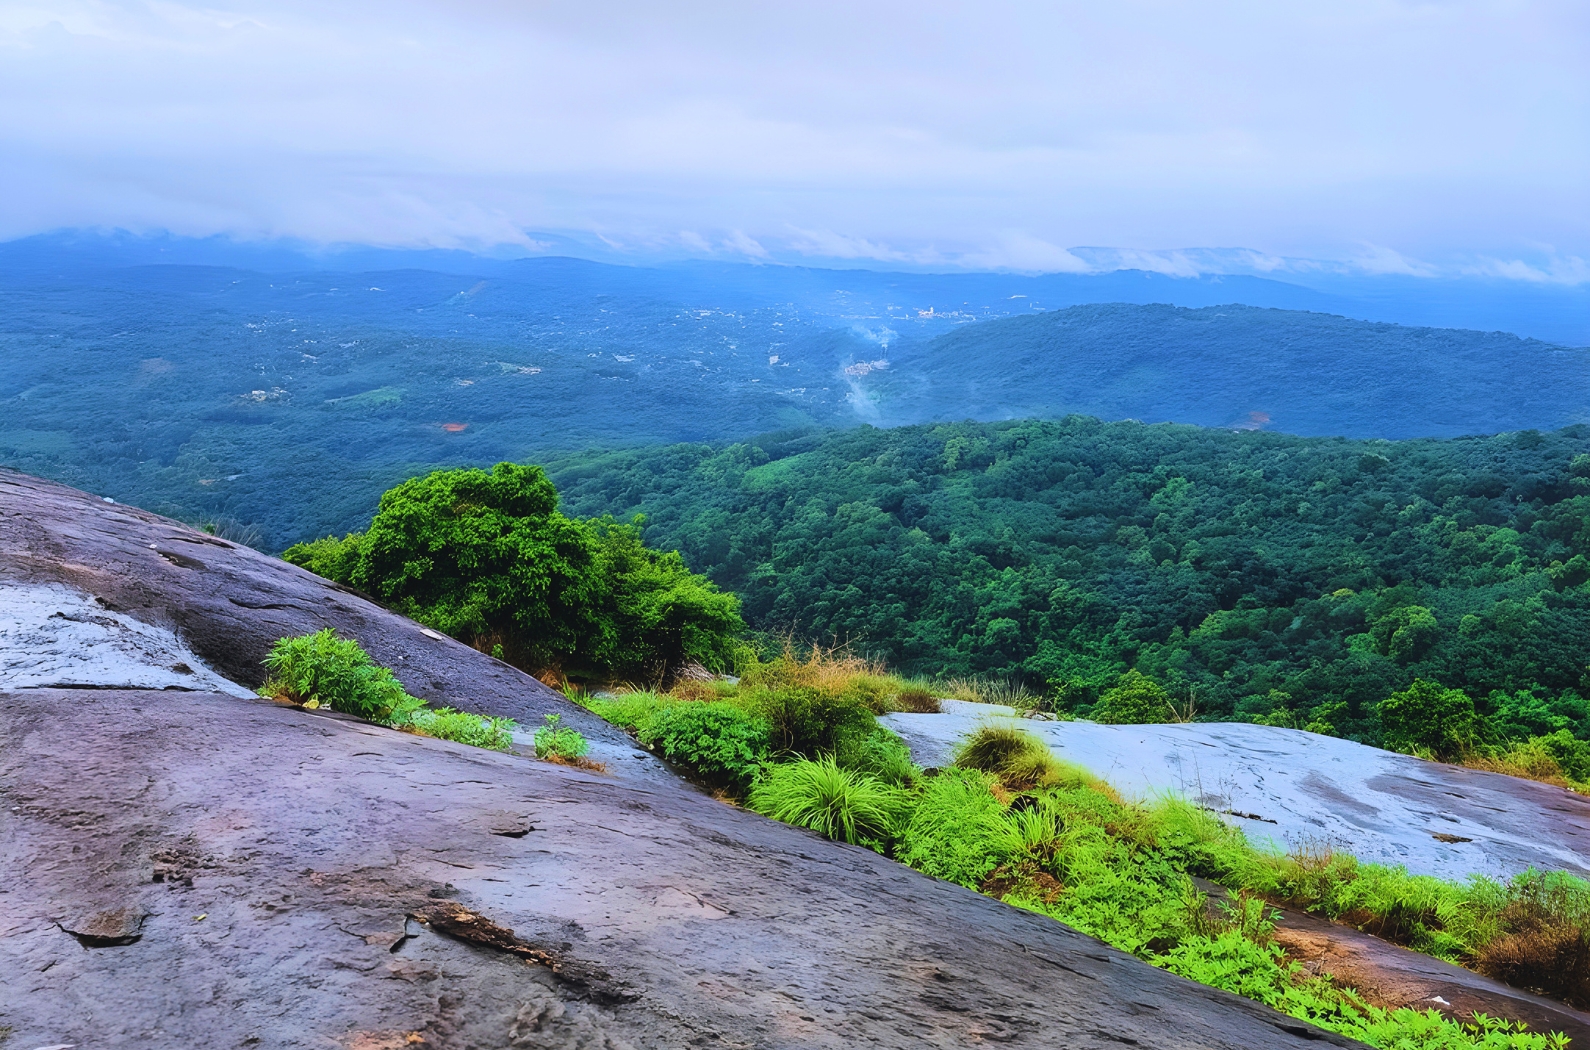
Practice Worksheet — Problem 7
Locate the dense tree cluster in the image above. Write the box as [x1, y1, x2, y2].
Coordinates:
[548, 417, 1590, 743]
[284, 462, 742, 681]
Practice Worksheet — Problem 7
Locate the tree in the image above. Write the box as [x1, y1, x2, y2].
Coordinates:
[1377, 679, 1478, 760]
[284, 462, 742, 680]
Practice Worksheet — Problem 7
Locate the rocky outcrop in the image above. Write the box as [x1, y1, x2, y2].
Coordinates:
[0, 469, 1362, 1047]
[884, 702, 1590, 881]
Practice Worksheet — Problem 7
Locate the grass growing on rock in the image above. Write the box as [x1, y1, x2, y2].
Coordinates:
[261, 629, 515, 751]
[578, 660, 1579, 1049]
[749, 758, 910, 849]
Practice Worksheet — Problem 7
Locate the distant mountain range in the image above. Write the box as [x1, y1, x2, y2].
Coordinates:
[866, 304, 1590, 440]
[4, 229, 1587, 344]
[0, 238, 1585, 548]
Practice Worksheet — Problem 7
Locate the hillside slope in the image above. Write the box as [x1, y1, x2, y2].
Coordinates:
[864, 304, 1590, 439]
[1, 263, 1584, 550]
[0, 468, 1358, 1049]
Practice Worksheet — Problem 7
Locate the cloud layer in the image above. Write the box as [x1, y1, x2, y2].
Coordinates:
[0, 0, 1585, 274]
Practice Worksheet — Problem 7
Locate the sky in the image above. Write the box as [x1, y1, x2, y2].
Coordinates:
[0, 0, 1586, 278]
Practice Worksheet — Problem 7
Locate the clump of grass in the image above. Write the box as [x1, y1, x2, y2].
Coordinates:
[741, 639, 904, 714]
[892, 684, 942, 713]
[410, 706, 517, 751]
[981, 678, 1041, 711]
[667, 679, 718, 702]
[749, 757, 912, 847]
[261, 630, 515, 751]
[952, 723, 1096, 791]
[939, 677, 986, 703]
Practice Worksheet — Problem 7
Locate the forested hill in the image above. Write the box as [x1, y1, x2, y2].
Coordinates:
[2, 255, 1586, 550]
[549, 417, 1590, 741]
[860, 304, 1590, 439]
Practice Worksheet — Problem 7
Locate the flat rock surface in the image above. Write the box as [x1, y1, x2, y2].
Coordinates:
[0, 579, 255, 695]
[882, 702, 1590, 881]
[0, 469, 1363, 1048]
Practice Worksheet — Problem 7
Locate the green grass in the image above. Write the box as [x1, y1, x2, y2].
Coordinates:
[576, 680, 1576, 1048]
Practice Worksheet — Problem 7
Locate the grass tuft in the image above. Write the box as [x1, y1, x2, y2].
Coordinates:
[749, 757, 912, 847]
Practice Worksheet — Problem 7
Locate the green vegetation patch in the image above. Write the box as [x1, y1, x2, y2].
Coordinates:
[261, 629, 514, 751]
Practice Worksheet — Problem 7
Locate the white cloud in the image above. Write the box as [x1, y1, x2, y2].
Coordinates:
[0, 0, 1584, 270]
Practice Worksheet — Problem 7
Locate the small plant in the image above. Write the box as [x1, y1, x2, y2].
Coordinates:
[749, 757, 911, 847]
[1091, 670, 1175, 724]
[534, 713, 590, 761]
[411, 706, 516, 751]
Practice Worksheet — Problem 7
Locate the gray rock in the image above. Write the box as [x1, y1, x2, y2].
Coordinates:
[882, 701, 1590, 880]
[0, 467, 1361, 1048]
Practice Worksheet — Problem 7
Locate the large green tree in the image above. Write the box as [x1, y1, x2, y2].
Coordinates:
[285, 462, 742, 680]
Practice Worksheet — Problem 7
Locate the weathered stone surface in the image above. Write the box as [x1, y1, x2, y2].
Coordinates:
[883, 701, 1590, 880]
[0, 468, 1365, 1047]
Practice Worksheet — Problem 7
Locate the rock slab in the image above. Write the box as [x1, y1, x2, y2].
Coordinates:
[0, 469, 1362, 1047]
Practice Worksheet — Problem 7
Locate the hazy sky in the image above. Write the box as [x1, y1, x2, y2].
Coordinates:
[1, 0, 1586, 276]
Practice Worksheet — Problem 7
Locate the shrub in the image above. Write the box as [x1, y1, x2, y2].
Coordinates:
[749, 757, 912, 848]
[636, 701, 770, 790]
[747, 686, 877, 759]
[1379, 679, 1480, 760]
[262, 630, 514, 751]
[893, 685, 941, 713]
[1092, 670, 1175, 724]
[261, 629, 422, 723]
[533, 713, 590, 761]
[412, 706, 516, 751]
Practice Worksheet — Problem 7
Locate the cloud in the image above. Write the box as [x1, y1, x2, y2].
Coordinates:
[0, 0, 1584, 271]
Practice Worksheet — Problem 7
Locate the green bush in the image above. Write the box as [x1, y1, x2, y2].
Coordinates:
[747, 685, 877, 759]
[261, 629, 422, 723]
[533, 713, 589, 761]
[1091, 670, 1175, 724]
[636, 700, 770, 790]
[261, 630, 514, 751]
[283, 462, 742, 681]
[748, 757, 912, 848]
[1379, 679, 1480, 760]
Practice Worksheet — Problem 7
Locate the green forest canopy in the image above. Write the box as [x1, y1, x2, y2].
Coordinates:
[543, 416, 1590, 743]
